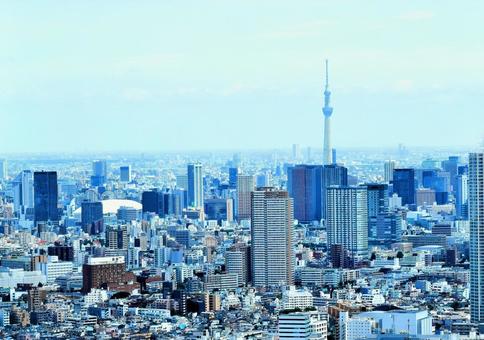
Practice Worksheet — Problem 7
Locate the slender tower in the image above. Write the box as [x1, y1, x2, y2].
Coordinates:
[322, 60, 333, 165]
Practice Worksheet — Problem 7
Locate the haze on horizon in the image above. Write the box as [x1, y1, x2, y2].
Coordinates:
[1, 1, 484, 154]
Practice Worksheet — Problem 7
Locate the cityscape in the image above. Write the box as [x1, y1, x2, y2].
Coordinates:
[2, 2, 484, 340]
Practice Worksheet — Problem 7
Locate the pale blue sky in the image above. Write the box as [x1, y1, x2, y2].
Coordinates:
[1, 1, 484, 153]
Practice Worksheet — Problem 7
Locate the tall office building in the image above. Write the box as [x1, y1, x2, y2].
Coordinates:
[251, 188, 294, 287]
[81, 201, 104, 234]
[91, 160, 107, 187]
[442, 156, 459, 193]
[106, 225, 129, 250]
[236, 175, 255, 220]
[0, 159, 7, 181]
[34, 171, 59, 223]
[384, 160, 396, 183]
[322, 164, 348, 219]
[228, 167, 239, 189]
[469, 153, 484, 325]
[187, 163, 203, 209]
[12, 170, 34, 215]
[456, 172, 469, 219]
[82, 256, 127, 294]
[392, 168, 416, 206]
[226, 242, 251, 285]
[120, 165, 131, 182]
[326, 186, 368, 263]
[141, 189, 164, 215]
[322, 60, 334, 165]
[287, 165, 323, 223]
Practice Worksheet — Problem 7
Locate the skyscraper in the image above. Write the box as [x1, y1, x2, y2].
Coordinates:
[469, 153, 484, 325]
[236, 174, 255, 220]
[322, 60, 334, 165]
[326, 186, 368, 263]
[120, 165, 131, 182]
[12, 170, 34, 215]
[228, 167, 239, 189]
[251, 188, 294, 287]
[91, 160, 107, 187]
[392, 168, 416, 206]
[456, 170, 469, 219]
[384, 160, 396, 183]
[141, 189, 164, 216]
[34, 171, 59, 223]
[287, 165, 323, 223]
[322, 164, 348, 219]
[81, 201, 103, 234]
[187, 163, 203, 209]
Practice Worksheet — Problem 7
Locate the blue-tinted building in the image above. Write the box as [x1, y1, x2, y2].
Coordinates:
[392, 168, 416, 206]
[322, 164, 348, 219]
[81, 201, 103, 234]
[287, 165, 323, 223]
[34, 171, 59, 223]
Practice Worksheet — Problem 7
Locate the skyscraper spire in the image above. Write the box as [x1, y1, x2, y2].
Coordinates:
[322, 59, 334, 165]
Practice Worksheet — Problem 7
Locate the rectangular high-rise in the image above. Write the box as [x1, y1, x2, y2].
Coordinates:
[237, 175, 255, 220]
[34, 171, 59, 223]
[251, 188, 294, 287]
[326, 186, 368, 262]
[91, 160, 107, 187]
[392, 168, 416, 206]
[322, 164, 348, 219]
[120, 165, 131, 182]
[287, 165, 323, 223]
[469, 153, 484, 325]
[13, 170, 34, 215]
[81, 201, 103, 234]
[187, 163, 203, 209]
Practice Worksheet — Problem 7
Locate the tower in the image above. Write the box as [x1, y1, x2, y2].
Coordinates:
[469, 153, 484, 325]
[187, 163, 203, 209]
[34, 171, 59, 224]
[322, 59, 334, 165]
[251, 188, 294, 287]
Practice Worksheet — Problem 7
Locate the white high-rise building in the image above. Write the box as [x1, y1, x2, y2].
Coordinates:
[281, 286, 314, 310]
[469, 152, 484, 325]
[278, 311, 327, 340]
[236, 174, 255, 220]
[187, 163, 203, 209]
[326, 186, 368, 258]
[251, 188, 294, 287]
[384, 160, 397, 182]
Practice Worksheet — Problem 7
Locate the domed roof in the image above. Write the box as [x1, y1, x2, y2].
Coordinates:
[74, 199, 142, 217]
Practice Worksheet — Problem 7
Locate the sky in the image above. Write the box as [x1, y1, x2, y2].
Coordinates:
[1, 1, 484, 153]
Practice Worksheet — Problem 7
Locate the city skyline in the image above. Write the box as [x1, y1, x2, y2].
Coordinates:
[2, 1, 484, 153]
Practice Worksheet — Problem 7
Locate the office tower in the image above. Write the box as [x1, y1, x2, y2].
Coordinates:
[12, 170, 34, 215]
[364, 183, 389, 242]
[442, 156, 459, 192]
[82, 256, 126, 294]
[322, 59, 334, 165]
[175, 229, 191, 248]
[176, 174, 189, 189]
[416, 188, 436, 206]
[228, 167, 239, 189]
[226, 242, 251, 285]
[117, 206, 139, 222]
[470, 153, 484, 325]
[106, 225, 129, 250]
[326, 186, 368, 263]
[392, 169, 416, 206]
[141, 189, 164, 215]
[373, 212, 402, 245]
[237, 175, 255, 220]
[34, 171, 59, 223]
[421, 169, 450, 204]
[187, 163, 203, 209]
[204, 198, 233, 223]
[48, 245, 74, 262]
[456, 172, 469, 219]
[91, 160, 107, 187]
[292, 143, 301, 161]
[81, 201, 104, 234]
[120, 165, 131, 182]
[287, 165, 323, 223]
[384, 160, 396, 183]
[256, 171, 271, 187]
[322, 164, 348, 219]
[251, 188, 294, 287]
